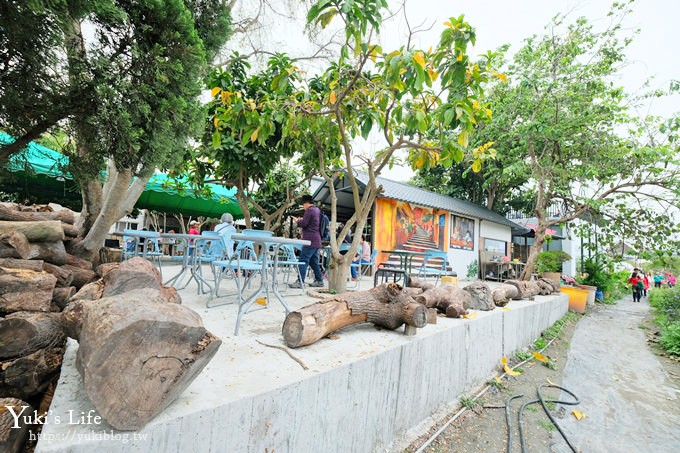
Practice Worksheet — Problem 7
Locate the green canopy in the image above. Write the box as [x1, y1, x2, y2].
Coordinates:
[1, 132, 241, 219]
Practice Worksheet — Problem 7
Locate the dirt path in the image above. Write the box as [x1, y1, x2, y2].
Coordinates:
[408, 295, 680, 453]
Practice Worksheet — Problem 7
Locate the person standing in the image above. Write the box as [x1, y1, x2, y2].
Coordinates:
[654, 272, 663, 288]
[290, 195, 324, 288]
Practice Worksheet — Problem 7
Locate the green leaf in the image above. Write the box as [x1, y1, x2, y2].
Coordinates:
[361, 118, 373, 139]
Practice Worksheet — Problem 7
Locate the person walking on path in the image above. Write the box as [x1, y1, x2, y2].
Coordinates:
[289, 194, 324, 288]
[553, 293, 680, 452]
[644, 271, 652, 297]
[654, 272, 664, 288]
[628, 271, 642, 302]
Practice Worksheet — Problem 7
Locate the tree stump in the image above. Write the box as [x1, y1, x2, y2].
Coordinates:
[0, 398, 31, 453]
[282, 283, 428, 348]
[462, 281, 495, 311]
[61, 293, 221, 430]
[0, 268, 57, 312]
[0, 312, 65, 359]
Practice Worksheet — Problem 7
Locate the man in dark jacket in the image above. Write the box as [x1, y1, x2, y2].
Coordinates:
[290, 194, 324, 288]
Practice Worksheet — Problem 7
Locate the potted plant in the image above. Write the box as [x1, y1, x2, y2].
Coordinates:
[536, 250, 571, 281]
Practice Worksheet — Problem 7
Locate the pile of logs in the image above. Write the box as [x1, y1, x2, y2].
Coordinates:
[1, 203, 221, 450]
[282, 277, 562, 348]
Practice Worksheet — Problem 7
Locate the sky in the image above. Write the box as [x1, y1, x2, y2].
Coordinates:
[228, 0, 679, 181]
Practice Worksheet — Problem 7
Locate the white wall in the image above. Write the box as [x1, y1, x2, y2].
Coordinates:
[446, 219, 512, 279]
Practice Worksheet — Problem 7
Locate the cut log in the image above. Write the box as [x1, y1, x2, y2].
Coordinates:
[61, 222, 79, 237]
[0, 312, 65, 359]
[52, 286, 77, 310]
[0, 204, 74, 224]
[95, 262, 119, 278]
[0, 347, 64, 399]
[503, 280, 541, 300]
[66, 253, 93, 270]
[491, 284, 519, 307]
[61, 293, 221, 430]
[0, 258, 44, 272]
[70, 280, 105, 302]
[0, 268, 57, 312]
[0, 220, 65, 242]
[538, 277, 561, 293]
[61, 264, 96, 289]
[0, 398, 31, 453]
[408, 276, 435, 291]
[0, 231, 31, 259]
[282, 283, 428, 348]
[0, 241, 67, 265]
[414, 283, 470, 319]
[462, 281, 495, 311]
[42, 262, 74, 287]
[536, 279, 554, 295]
[102, 257, 161, 296]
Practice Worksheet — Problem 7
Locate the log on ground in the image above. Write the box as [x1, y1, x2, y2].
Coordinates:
[42, 262, 74, 287]
[282, 283, 427, 348]
[0, 268, 57, 312]
[0, 241, 67, 265]
[61, 293, 221, 430]
[462, 281, 495, 311]
[0, 398, 32, 453]
[0, 231, 31, 259]
[503, 280, 541, 299]
[66, 253, 93, 270]
[0, 220, 64, 242]
[491, 284, 519, 307]
[414, 283, 469, 317]
[0, 347, 64, 399]
[0, 312, 65, 359]
[61, 264, 96, 289]
[0, 204, 74, 224]
[0, 258, 43, 272]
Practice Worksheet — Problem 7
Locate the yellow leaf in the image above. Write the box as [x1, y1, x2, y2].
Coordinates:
[250, 127, 260, 142]
[504, 364, 521, 376]
[329, 80, 338, 89]
[472, 159, 482, 173]
[211, 87, 221, 97]
[426, 67, 438, 81]
[456, 53, 463, 62]
[457, 130, 469, 147]
[533, 351, 548, 362]
[413, 51, 426, 69]
[485, 108, 492, 118]
[462, 312, 478, 319]
[502, 307, 511, 311]
[443, 21, 453, 28]
[213, 117, 219, 128]
[221, 90, 231, 104]
[472, 100, 481, 110]
[495, 377, 502, 383]
[493, 72, 508, 83]
[329, 91, 337, 104]
[571, 409, 585, 420]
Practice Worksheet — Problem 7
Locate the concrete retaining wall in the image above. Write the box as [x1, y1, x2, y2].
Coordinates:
[37, 293, 568, 453]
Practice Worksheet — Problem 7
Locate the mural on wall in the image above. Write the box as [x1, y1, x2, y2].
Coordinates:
[395, 201, 436, 249]
[450, 215, 474, 250]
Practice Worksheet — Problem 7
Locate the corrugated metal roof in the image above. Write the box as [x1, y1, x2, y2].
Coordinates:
[353, 171, 525, 231]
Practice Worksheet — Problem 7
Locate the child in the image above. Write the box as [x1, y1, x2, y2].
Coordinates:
[628, 271, 642, 303]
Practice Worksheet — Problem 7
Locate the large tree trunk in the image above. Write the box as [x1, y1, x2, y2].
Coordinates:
[61, 294, 221, 430]
[0, 398, 32, 453]
[520, 225, 548, 280]
[0, 220, 65, 242]
[282, 283, 427, 348]
[0, 268, 57, 312]
[0, 312, 65, 359]
[0, 347, 64, 399]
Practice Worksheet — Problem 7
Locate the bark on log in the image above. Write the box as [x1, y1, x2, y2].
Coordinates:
[0, 258, 43, 272]
[491, 284, 519, 307]
[504, 280, 541, 299]
[61, 264, 96, 289]
[0, 268, 57, 313]
[0, 398, 31, 453]
[536, 279, 554, 295]
[0, 241, 67, 265]
[66, 253, 93, 270]
[282, 283, 428, 348]
[0, 231, 31, 259]
[538, 277, 561, 293]
[414, 283, 469, 318]
[0, 220, 64, 242]
[408, 276, 435, 291]
[95, 262, 119, 278]
[0, 312, 65, 359]
[52, 287, 76, 310]
[462, 281, 495, 311]
[0, 347, 64, 399]
[61, 294, 221, 430]
[61, 222, 79, 237]
[0, 204, 74, 224]
[42, 262, 74, 288]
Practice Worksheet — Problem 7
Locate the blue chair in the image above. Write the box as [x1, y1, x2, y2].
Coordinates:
[418, 250, 450, 286]
[277, 243, 306, 289]
[209, 232, 264, 308]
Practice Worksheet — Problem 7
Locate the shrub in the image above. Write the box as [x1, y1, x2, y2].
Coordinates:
[536, 250, 572, 273]
[649, 286, 680, 356]
[467, 259, 478, 279]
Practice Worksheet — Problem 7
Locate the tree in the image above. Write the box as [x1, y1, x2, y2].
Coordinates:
[0, 0, 232, 260]
[471, 4, 680, 279]
[210, 0, 498, 292]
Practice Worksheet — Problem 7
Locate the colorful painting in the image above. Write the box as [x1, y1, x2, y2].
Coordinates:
[395, 201, 435, 249]
[450, 215, 474, 250]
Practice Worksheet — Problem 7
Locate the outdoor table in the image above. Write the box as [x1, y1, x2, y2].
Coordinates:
[161, 233, 214, 294]
[231, 234, 310, 335]
[380, 249, 424, 273]
[114, 230, 164, 275]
